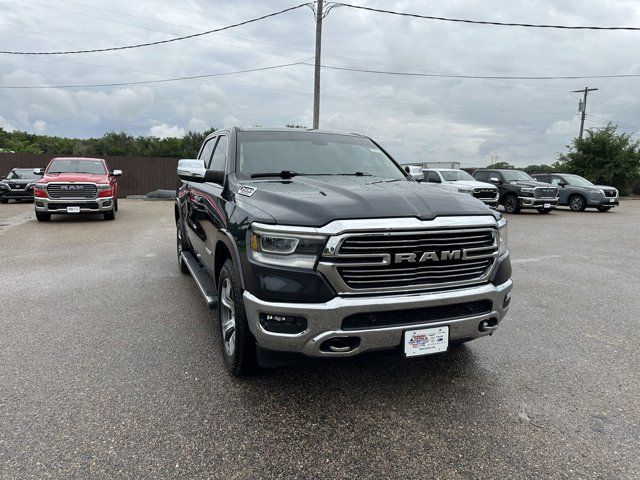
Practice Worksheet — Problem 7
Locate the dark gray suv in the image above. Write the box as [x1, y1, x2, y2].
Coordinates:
[531, 173, 619, 212]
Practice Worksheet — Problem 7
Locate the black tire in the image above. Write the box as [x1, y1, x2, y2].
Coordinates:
[35, 211, 51, 222]
[597, 206, 612, 212]
[217, 258, 258, 377]
[114, 198, 119, 212]
[537, 208, 552, 214]
[569, 194, 586, 212]
[0, 199, 8, 204]
[176, 219, 190, 274]
[103, 207, 116, 220]
[503, 194, 521, 214]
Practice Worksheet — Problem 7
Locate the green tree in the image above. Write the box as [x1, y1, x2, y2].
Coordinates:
[556, 123, 640, 195]
[523, 164, 561, 174]
[486, 161, 514, 169]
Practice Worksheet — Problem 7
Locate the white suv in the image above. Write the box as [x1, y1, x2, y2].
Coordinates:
[422, 168, 499, 207]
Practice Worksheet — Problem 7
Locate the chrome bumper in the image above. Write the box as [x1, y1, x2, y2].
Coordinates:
[519, 196, 558, 208]
[34, 196, 113, 213]
[243, 280, 513, 358]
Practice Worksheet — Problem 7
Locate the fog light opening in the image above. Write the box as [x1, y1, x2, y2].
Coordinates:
[259, 313, 307, 334]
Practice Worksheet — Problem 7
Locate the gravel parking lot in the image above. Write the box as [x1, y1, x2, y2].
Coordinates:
[1, 200, 639, 479]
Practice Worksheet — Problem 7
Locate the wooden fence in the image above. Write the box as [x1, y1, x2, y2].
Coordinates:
[0, 153, 179, 197]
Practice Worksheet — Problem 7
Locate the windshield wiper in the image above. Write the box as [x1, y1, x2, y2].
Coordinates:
[334, 171, 373, 176]
[251, 170, 299, 179]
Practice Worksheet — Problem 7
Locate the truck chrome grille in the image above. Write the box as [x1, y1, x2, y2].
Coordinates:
[472, 188, 497, 200]
[320, 228, 498, 294]
[534, 187, 557, 199]
[47, 183, 98, 199]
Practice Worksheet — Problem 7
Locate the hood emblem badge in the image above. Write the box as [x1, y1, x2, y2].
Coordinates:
[238, 185, 257, 197]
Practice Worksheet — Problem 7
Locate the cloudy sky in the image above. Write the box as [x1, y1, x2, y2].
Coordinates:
[1, 0, 640, 166]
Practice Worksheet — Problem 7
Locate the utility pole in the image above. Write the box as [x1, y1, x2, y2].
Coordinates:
[572, 86, 598, 141]
[312, 0, 323, 129]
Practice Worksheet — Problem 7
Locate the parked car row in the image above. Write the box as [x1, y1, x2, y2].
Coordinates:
[0, 157, 122, 221]
[407, 166, 619, 214]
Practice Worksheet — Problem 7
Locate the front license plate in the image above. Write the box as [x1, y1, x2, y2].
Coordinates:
[66, 206, 80, 213]
[543, 203, 551, 208]
[404, 326, 449, 357]
[610, 198, 616, 203]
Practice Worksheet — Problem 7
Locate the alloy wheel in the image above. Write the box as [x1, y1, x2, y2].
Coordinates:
[219, 277, 236, 357]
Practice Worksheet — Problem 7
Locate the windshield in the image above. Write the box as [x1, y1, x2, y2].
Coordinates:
[440, 170, 475, 181]
[6, 169, 40, 180]
[562, 174, 594, 186]
[47, 159, 106, 175]
[501, 170, 534, 182]
[237, 131, 406, 180]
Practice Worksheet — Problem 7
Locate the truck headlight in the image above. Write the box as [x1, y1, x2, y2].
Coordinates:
[249, 229, 326, 269]
[520, 187, 535, 197]
[497, 218, 508, 256]
[458, 187, 473, 194]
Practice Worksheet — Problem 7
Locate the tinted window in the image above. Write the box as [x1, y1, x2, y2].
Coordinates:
[210, 136, 228, 172]
[198, 138, 216, 165]
[501, 170, 534, 181]
[441, 170, 474, 181]
[6, 169, 40, 179]
[427, 171, 440, 183]
[237, 131, 405, 180]
[474, 171, 489, 182]
[534, 174, 550, 183]
[47, 159, 106, 175]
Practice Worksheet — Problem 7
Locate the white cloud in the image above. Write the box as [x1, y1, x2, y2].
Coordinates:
[148, 123, 186, 138]
[33, 120, 47, 132]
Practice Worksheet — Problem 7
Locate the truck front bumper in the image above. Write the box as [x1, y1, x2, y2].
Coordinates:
[243, 279, 513, 358]
[34, 196, 114, 213]
[519, 196, 558, 208]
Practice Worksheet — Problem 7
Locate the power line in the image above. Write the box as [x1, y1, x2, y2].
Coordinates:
[0, 62, 305, 89]
[0, 3, 310, 55]
[318, 63, 640, 80]
[330, 2, 640, 30]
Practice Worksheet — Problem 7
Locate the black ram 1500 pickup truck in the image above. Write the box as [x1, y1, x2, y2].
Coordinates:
[175, 128, 512, 376]
[473, 169, 558, 214]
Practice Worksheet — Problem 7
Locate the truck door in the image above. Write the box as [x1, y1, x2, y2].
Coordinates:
[189, 135, 229, 274]
[185, 136, 216, 263]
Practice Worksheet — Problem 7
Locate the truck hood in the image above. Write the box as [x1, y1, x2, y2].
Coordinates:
[41, 172, 109, 183]
[446, 180, 497, 189]
[507, 180, 552, 188]
[235, 175, 493, 227]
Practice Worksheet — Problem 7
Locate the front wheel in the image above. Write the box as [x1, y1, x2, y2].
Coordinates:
[597, 206, 612, 212]
[103, 207, 115, 220]
[0, 199, 8, 204]
[537, 208, 552, 214]
[503, 195, 521, 214]
[218, 258, 258, 377]
[35, 211, 51, 222]
[569, 194, 586, 212]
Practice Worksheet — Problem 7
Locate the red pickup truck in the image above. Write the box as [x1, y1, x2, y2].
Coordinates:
[33, 157, 122, 221]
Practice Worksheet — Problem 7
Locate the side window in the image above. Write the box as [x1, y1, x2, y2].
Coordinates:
[474, 171, 488, 182]
[550, 176, 563, 186]
[427, 171, 440, 183]
[198, 138, 216, 165]
[210, 135, 228, 172]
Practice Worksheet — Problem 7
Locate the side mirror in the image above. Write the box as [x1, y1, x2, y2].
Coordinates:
[204, 169, 225, 185]
[33, 168, 45, 175]
[404, 165, 424, 182]
[177, 159, 206, 182]
[558, 181, 567, 187]
[111, 169, 123, 177]
[489, 176, 501, 183]
[0, 175, 5, 180]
